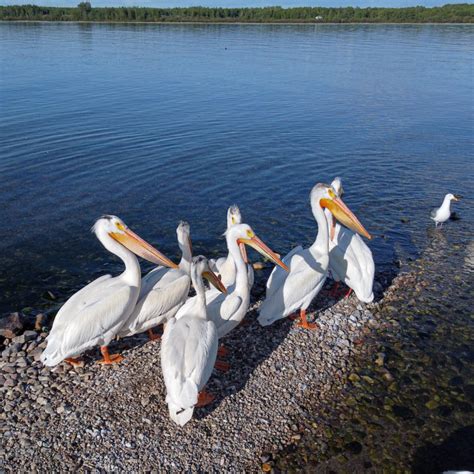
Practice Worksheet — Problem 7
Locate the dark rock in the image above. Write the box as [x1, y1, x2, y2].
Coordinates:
[0, 312, 24, 338]
[345, 441, 363, 455]
[393, 405, 414, 419]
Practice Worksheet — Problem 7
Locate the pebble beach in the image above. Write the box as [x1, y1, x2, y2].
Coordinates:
[0, 269, 393, 472]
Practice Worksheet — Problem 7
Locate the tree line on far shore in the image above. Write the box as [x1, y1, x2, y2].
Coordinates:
[0, 3, 473, 23]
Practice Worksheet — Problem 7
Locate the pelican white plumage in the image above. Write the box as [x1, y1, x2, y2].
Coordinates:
[161, 255, 226, 426]
[209, 205, 254, 288]
[258, 183, 371, 328]
[431, 193, 460, 227]
[177, 223, 287, 339]
[325, 177, 375, 303]
[41, 215, 177, 367]
[118, 221, 192, 340]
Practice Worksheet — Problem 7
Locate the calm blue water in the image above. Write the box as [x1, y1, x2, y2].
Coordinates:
[0, 23, 473, 313]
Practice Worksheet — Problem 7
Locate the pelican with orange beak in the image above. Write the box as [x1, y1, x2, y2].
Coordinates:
[258, 183, 371, 328]
[176, 223, 287, 339]
[325, 177, 375, 302]
[40, 215, 177, 367]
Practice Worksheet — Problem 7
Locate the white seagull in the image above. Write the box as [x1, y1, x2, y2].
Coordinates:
[431, 193, 460, 227]
[41, 215, 177, 367]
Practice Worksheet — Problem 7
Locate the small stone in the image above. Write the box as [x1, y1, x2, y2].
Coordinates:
[12, 335, 26, 344]
[375, 352, 385, 367]
[35, 313, 46, 331]
[425, 400, 439, 410]
[23, 330, 38, 341]
[348, 373, 360, 383]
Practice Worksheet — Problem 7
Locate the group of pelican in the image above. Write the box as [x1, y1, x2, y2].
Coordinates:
[41, 178, 375, 426]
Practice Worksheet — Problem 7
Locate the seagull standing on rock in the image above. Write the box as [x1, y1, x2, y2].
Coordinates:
[430, 193, 460, 227]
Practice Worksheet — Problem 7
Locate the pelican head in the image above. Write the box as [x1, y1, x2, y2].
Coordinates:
[331, 176, 344, 197]
[227, 223, 288, 271]
[311, 184, 371, 240]
[93, 215, 178, 268]
[192, 255, 227, 293]
[227, 204, 242, 228]
[177, 220, 192, 254]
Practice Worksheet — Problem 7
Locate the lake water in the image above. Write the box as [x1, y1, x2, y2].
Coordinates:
[0, 23, 473, 314]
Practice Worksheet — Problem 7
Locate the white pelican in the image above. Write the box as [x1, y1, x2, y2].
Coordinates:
[431, 193, 460, 227]
[209, 205, 254, 288]
[325, 177, 375, 303]
[118, 221, 192, 340]
[41, 215, 177, 367]
[176, 223, 287, 339]
[258, 183, 371, 329]
[161, 255, 227, 426]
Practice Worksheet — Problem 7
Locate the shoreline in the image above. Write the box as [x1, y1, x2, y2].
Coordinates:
[1, 231, 472, 471]
[1, 20, 473, 25]
[0, 268, 395, 471]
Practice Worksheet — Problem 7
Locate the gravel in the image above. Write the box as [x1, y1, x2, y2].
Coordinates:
[0, 273, 397, 472]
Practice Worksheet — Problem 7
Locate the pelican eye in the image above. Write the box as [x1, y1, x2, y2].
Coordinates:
[246, 230, 254, 238]
[231, 217, 236, 225]
[328, 188, 336, 199]
[115, 222, 125, 231]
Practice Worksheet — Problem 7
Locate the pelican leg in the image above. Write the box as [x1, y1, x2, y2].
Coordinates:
[345, 288, 353, 299]
[196, 390, 215, 407]
[295, 309, 318, 330]
[65, 357, 84, 368]
[98, 346, 124, 365]
[147, 329, 161, 341]
[214, 359, 230, 372]
[217, 344, 229, 357]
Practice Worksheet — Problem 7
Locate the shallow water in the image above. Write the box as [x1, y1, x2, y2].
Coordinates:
[1, 23, 473, 313]
[273, 218, 474, 471]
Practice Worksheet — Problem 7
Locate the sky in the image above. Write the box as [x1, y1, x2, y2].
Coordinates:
[0, 0, 469, 7]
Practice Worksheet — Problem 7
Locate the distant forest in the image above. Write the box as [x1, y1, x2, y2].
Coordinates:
[0, 3, 473, 23]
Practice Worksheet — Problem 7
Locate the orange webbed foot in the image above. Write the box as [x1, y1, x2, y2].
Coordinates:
[215, 359, 230, 372]
[294, 309, 318, 331]
[65, 357, 84, 368]
[98, 346, 124, 365]
[217, 345, 229, 357]
[296, 319, 319, 330]
[196, 391, 215, 407]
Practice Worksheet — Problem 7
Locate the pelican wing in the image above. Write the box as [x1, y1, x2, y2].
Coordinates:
[205, 292, 243, 336]
[42, 277, 136, 365]
[265, 246, 303, 297]
[120, 272, 190, 336]
[329, 225, 374, 302]
[162, 317, 218, 408]
[259, 249, 327, 325]
[139, 266, 169, 297]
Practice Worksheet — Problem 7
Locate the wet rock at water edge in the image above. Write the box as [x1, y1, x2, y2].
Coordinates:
[0, 312, 24, 338]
